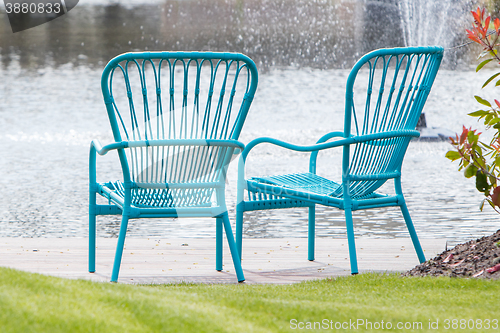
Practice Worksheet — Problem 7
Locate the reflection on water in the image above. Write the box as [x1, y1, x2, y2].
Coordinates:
[1, 0, 470, 71]
[0, 0, 497, 245]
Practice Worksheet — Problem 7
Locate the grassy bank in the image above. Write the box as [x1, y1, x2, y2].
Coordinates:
[0, 267, 499, 332]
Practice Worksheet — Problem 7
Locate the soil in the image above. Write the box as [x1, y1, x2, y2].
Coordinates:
[404, 230, 500, 279]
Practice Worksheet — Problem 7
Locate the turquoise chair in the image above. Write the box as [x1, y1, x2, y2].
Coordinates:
[236, 47, 443, 274]
[89, 51, 258, 282]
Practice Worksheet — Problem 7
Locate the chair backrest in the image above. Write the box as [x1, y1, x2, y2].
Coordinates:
[340, 46, 443, 198]
[100, 52, 258, 206]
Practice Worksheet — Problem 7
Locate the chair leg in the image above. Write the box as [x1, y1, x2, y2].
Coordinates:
[221, 212, 245, 282]
[111, 214, 130, 283]
[236, 205, 244, 259]
[216, 217, 223, 271]
[89, 211, 96, 273]
[308, 205, 315, 261]
[89, 190, 96, 273]
[345, 208, 359, 274]
[400, 201, 426, 263]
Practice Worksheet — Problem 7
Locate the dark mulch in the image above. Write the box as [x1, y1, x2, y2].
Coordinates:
[404, 230, 500, 279]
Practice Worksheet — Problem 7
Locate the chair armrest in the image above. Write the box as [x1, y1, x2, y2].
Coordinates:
[91, 140, 128, 156]
[91, 139, 245, 156]
[243, 129, 419, 159]
[90, 138, 245, 189]
[127, 139, 245, 150]
[310, 131, 346, 173]
[315, 131, 346, 144]
[239, 129, 420, 175]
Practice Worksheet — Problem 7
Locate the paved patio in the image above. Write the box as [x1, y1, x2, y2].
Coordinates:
[0, 237, 445, 284]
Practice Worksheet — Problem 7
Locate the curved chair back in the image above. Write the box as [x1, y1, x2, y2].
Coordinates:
[340, 46, 443, 198]
[100, 52, 258, 207]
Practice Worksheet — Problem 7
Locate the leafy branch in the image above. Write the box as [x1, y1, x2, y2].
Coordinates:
[447, 7, 500, 213]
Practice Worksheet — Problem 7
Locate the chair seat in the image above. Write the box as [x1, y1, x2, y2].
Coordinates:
[102, 181, 214, 208]
[249, 172, 382, 200]
[250, 172, 341, 196]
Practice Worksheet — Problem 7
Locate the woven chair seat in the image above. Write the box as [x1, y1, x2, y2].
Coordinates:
[250, 172, 383, 200]
[251, 172, 341, 196]
[112, 181, 213, 208]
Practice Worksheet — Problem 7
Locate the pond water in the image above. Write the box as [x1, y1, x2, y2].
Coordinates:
[0, 0, 498, 245]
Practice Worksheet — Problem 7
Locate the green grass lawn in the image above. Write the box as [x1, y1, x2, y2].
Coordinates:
[0, 267, 499, 332]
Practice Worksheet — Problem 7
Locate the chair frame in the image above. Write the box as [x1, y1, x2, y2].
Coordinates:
[89, 51, 258, 282]
[235, 46, 443, 274]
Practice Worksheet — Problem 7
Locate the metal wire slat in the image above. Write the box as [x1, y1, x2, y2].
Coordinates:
[154, 59, 165, 184]
[200, 60, 215, 140]
[230, 64, 252, 139]
[386, 54, 415, 130]
[184, 145, 199, 183]
[109, 66, 130, 141]
[393, 54, 423, 129]
[190, 59, 202, 139]
[408, 54, 438, 128]
[407, 54, 434, 128]
[351, 137, 402, 197]
[368, 56, 389, 134]
[209, 60, 230, 139]
[180, 60, 189, 139]
[379, 55, 403, 132]
[140, 60, 155, 183]
[220, 60, 239, 139]
[385, 55, 411, 131]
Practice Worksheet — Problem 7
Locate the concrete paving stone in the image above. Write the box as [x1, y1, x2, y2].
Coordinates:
[0, 237, 445, 284]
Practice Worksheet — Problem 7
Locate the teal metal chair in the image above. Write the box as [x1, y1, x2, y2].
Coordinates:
[236, 46, 443, 274]
[89, 51, 258, 282]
